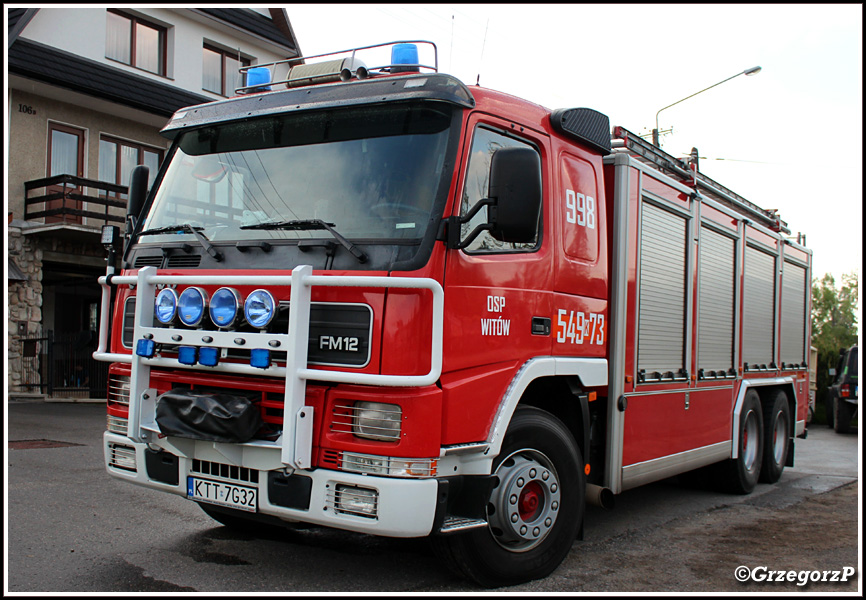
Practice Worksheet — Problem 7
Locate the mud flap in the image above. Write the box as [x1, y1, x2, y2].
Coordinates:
[155, 389, 263, 443]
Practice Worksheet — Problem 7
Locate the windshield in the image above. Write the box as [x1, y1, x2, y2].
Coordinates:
[140, 103, 455, 243]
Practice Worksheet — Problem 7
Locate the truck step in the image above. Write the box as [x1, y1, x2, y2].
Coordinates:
[439, 516, 488, 534]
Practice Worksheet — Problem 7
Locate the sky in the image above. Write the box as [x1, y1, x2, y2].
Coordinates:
[287, 3, 863, 288]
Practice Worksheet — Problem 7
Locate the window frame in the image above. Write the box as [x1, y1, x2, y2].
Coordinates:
[106, 9, 167, 77]
[98, 134, 164, 198]
[203, 43, 251, 97]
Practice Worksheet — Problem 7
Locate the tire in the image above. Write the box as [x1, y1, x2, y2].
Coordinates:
[834, 398, 853, 433]
[721, 389, 764, 494]
[759, 391, 790, 483]
[825, 394, 835, 428]
[432, 406, 585, 587]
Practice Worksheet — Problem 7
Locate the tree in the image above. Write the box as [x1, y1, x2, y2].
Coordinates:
[811, 273, 859, 409]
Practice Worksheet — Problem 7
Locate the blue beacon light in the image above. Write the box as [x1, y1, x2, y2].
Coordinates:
[198, 346, 220, 367]
[177, 346, 198, 365]
[391, 43, 419, 73]
[250, 348, 271, 369]
[246, 67, 272, 91]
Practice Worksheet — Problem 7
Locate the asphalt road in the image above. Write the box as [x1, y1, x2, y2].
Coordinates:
[5, 401, 860, 593]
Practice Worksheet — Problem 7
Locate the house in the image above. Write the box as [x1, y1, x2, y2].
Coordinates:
[6, 7, 302, 398]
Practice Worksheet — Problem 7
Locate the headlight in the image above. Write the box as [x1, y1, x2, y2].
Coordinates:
[154, 288, 178, 324]
[244, 289, 276, 329]
[353, 401, 402, 441]
[177, 287, 208, 327]
[210, 287, 241, 328]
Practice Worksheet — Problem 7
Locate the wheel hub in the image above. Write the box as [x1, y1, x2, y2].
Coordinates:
[772, 409, 787, 463]
[488, 450, 560, 552]
[742, 409, 759, 471]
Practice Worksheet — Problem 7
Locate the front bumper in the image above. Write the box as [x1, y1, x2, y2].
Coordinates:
[104, 431, 439, 538]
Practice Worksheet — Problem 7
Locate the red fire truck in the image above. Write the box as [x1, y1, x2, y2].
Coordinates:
[95, 41, 812, 586]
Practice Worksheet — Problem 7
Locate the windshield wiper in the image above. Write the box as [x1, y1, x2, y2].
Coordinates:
[138, 224, 223, 262]
[240, 219, 367, 263]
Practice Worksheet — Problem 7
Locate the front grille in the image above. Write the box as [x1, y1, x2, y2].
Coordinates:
[108, 443, 137, 471]
[134, 255, 163, 268]
[121, 297, 136, 348]
[166, 254, 201, 268]
[321, 449, 342, 468]
[191, 459, 260, 485]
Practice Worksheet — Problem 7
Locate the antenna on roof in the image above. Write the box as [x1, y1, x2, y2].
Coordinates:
[476, 18, 489, 85]
[449, 14, 454, 73]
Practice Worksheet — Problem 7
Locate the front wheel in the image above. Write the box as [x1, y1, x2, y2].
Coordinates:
[432, 406, 585, 587]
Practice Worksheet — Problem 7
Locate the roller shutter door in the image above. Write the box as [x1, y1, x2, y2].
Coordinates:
[780, 260, 807, 366]
[637, 201, 687, 376]
[743, 244, 776, 367]
[698, 226, 735, 374]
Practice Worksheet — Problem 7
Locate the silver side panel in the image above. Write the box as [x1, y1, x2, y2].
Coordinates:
[621, 441, 730, 491]
[603, 152, 632, 494]
[780, 260, 808, 366]
[697, 225, 736, 373]
[637, 200, 687, 374]
[742, 244, 776, 366]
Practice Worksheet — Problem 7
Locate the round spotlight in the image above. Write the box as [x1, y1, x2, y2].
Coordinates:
[244, 289, 276, 329]
[210, 287, 241, 328]
[177, 287, 208, 327]
[154, 288, 178, 324]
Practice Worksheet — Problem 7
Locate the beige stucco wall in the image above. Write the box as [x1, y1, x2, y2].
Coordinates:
[8, 89, 170, 220]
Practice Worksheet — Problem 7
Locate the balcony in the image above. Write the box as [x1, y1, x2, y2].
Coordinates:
[25, 174, 128, 226]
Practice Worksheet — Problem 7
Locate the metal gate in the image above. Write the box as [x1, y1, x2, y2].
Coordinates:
[15, 330, 108, 398]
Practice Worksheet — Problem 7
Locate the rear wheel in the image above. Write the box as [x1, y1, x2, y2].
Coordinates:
[721, 390, 763, 494]
[433, 406, 585, 587]
[834, 397, 853, 433]
[759, 391, 790, 483]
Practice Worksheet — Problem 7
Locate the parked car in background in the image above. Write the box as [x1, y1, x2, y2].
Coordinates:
[808, 346, 817, 424]
[826, 345, 858, 433]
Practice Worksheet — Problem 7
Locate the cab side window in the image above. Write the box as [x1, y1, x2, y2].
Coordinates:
[459, 127, 540, 252]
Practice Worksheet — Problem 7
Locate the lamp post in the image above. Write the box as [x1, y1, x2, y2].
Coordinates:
[652, 66, 761, 147]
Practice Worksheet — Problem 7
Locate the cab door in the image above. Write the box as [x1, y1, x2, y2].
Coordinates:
[440, 113, 553, 442]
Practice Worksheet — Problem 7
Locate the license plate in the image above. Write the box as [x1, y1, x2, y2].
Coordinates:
[188, 477, 257, 513]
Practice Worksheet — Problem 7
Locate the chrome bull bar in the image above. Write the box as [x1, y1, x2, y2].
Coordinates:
[94, 265, 444, 469]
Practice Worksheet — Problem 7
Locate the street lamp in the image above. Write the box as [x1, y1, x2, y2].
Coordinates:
[652, 66, 761, 147]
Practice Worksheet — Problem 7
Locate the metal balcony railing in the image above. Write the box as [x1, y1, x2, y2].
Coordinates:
[24, 174, 128, 226]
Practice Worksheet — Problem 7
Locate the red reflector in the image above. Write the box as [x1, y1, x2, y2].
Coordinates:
[840, 385, 850, 398]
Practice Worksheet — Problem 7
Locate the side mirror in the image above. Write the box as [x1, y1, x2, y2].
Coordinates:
[488, 147, 542, 243]
[127, 164, 150, 222]
[449, 146, 542, 249]
[488, 146, 542, 243]
[126, 165, 150, 243]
